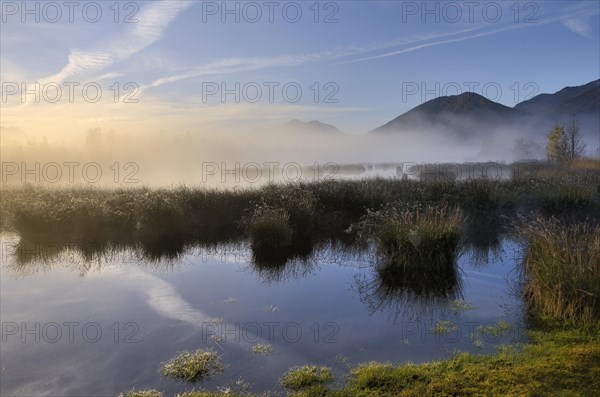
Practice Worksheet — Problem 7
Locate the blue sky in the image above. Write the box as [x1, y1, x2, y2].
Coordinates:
[1, 0, 599, 136]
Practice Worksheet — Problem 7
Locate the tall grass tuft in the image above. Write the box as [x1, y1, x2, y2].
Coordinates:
[246, 204, 293, 253]
[356, 203, 464, 269]
[520, 217, 600, 324]
[259, 185, 317, 238]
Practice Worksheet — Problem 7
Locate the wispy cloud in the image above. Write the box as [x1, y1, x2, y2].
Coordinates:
[344, 6, 599, 64]
[145, 3, 596, 91]
[145, 27, 483, 92]
[341, 24, 528, 64]
[39, 0, 194, 84]
[563, 18, 593, 38]
[149, 54, 323, 88]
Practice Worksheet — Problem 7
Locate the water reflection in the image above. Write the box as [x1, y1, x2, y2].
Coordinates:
[461, 209, 507, 267]
[1, 231, 525, 395]
[2, 229, 508, 323]
[1, 236, 194, 277]
[250, 239, 318, 283]
[355, 253, 462, 321]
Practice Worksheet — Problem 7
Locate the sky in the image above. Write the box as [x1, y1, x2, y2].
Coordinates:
[1, 0, 599, 138]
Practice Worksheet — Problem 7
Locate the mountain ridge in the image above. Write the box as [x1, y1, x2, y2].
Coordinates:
[260, 79, 599, 138]
[371, 79, 599, 136]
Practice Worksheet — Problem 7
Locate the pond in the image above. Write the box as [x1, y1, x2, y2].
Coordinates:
[0, 234, 525, 396]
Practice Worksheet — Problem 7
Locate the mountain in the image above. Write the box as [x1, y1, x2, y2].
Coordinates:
[515, 79, 600, 115]
[371, 92, 520, 136]
[371, 80, 599, 138]
[278, 119, 345, 135]
[513, 80, 600, 145]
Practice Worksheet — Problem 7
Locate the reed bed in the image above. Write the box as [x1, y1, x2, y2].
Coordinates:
[520, 216, 600, 324]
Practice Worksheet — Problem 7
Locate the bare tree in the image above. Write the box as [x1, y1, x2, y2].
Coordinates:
[565, 115, 586, 161]
[546, 116, 587, 163]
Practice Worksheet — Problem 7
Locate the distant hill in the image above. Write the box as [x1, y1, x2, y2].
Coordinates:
[278, 119, 345, 135]
[515, 79, 600, 115]
[371, 92, 520, 136]
[371, 80, 600, 138]
[514, 79, 600, 144]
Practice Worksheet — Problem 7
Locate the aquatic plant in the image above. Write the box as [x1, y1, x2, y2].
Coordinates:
[160, 349, 224, 383]
[280, 365, 333, 390]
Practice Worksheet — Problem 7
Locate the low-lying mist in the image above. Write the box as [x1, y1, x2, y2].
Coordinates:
[2, 114, 598, 187]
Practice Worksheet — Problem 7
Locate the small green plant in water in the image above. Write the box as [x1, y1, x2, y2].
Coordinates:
[160, 349, 224, 383]
[477, 321, 511, 337]
[450, 299, 474, 314]
[251, 343, 274, 356]
[280, 365, 333, 390]
[434, 320, 458, 334]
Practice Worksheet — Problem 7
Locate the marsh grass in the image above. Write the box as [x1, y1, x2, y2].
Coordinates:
[568, 158, 600, 170]
[356, 203, 464, 269]
[520, 217, 600, 324]
[348, 361, 431, 393]
[353, 203, 464, 320]
[536, 184, 595, 216]
[3, 186, 256, 243]
[458, 179, 500, 211]
[342, 322, 600, 396]
[160, 349, 224, 383]
[242, 187, 321, 269]
[126, 321, 600, 397]
[280, 365, 333, 391]
[1, 163, 598, 264]
[246, 204, 293, 252]
[260, 186, 317, 238]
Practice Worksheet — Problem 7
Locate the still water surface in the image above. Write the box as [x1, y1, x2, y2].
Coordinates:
[1, 235, 524, 396]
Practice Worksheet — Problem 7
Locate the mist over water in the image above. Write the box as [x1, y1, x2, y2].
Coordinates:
[6, 114, 598, 187]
